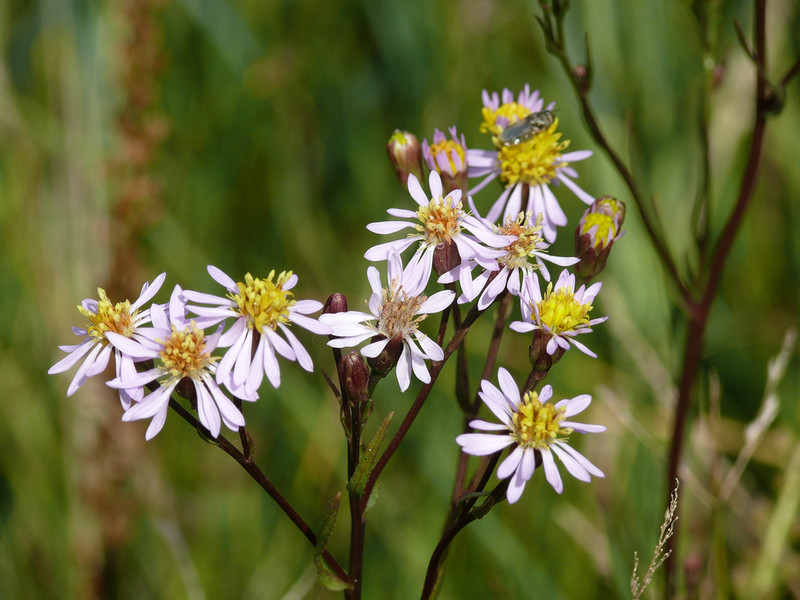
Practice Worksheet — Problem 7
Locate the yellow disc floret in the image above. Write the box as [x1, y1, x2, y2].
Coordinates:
[378, 281, 426, 339]
[497, 118, 568, 187]
[511, 390, 571, 449]
[415, 196, 462, 245]
[580, 212, 616, 249]
[159, 321, 216, 379]
[536, 282, 592, 335]
[497, 212, 546, 270]
[230, 271, 296, 333]
[79, 289, 136, 344]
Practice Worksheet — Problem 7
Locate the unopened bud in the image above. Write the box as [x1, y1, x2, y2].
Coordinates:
[339, 351, 369, 404]
[367, 334, 404, 377]
[528, 329, 566, 375]
[387, 130, 423, 189]
[573, 63, 590, 94]
[432, 241, 461, 277]
[422, 127, 469, 197]
[574, 196, 626, 280]
[323, 292, 348, 314]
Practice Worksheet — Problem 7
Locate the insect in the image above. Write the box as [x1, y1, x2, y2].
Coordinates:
[497, 110, 555, 146]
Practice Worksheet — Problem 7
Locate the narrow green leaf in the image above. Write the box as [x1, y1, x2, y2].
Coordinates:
[315, 492, 341, 557]
[363, 479, 380, 516]
[314, 560, 353, 591]
[347, 411, 394, 497]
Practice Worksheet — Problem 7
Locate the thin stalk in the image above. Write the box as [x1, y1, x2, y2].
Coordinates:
[167, 398, 349, 584]
[662, 1, 768, 596]
[360, 297, 497, 512]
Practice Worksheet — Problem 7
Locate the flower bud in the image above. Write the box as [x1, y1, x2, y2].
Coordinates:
[422, 127, 468, 197]
[573, 63, 591, 94]
[339, 351, 369, 404]
[432, 241, 461, 277]
[367, 333, 404, 378]
[323, 292, 348, 314]
[574, 195, 626, 281]
[387, 130, 423, 189]
[528, 329, 566, 376]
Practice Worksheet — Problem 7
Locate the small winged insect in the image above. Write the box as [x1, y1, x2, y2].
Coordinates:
[498, 110, 555, 146]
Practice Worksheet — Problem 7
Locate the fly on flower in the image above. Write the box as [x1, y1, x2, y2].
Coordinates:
[498, 110, 555, 146]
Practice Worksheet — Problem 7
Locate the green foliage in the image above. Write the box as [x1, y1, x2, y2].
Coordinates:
[2, 0, 799, 598]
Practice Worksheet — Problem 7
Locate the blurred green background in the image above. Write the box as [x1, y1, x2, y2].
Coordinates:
[2, 0, 799, 598]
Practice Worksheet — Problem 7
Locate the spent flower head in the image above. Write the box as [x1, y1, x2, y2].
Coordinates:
[467, 84, 593, 242]
[456, 367, 605, 501]
[320, 251, 454, 392]
[48, 272, 166, 408]
[182, 266, 331, 398]
[511, 269, 607, 358]
[106, 286, 245, 440]
[440, 210, 579, 309]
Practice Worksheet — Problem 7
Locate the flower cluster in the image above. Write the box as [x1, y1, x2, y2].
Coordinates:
[51, 83, 622, 507]
[50, 268, 331, 439]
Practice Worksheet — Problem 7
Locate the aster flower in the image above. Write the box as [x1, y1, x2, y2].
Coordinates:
[439, 211, 579, 309]
[105, 285, 245, 440]
[48, 272, 166, 408]
[467, 84, 593, 242]
[181, 266, 332, 398]
[320, 251, 454, 392]
[422, 126, 468, 195]
[456, 367, 605, 502]
[364, 170, 510, 292]
[510, 269, 607, 358]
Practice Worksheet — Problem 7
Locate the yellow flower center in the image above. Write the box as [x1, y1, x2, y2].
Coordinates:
[159, 321, 217, 379]
[378, 281, 427, 339]
[230, 271, 296, 333]
[427, 138, 466, 175]
[415, 196, 462, 245]
[511, 390, 571, 449]
[480, 102, 531, 137]
[497, 212, 545, 270]
[580, 213, 616, 249]
[497, 118, 568, 187]
[535, 282, 592, 335]
[79, 289, 136, 344]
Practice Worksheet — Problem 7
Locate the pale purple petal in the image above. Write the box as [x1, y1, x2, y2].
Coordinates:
[395, 346, 412, 391]
[196, 383, 222, 438]
[456, 432, 515, 456]
[550, 443, 591, 482]
[364, 238, 417, 262]
[556, 172, 594, 204]
[406, 173, 428, 207]
[360, 337, 390, 358]
[366, 220, 417, 234]
[418, 290, 454, 314]
[541, 449, 563, 493]
[48, 339, 95, 374]
[467, 419, 509, 431]
[278, 323, 313, 371]
[506, 464, 529, 504]
[554, 442, 604, 478]
[497, 446, 524, 479]
[208, 265, 238, 292]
